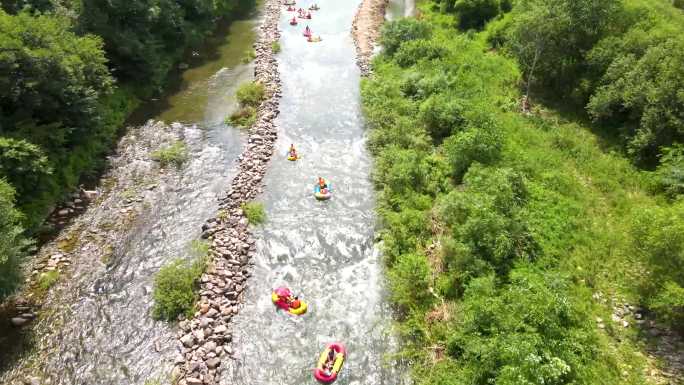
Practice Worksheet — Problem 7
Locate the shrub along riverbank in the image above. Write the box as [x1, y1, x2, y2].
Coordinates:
[363, 0, 684, 383]
[0, 0, 255, 299]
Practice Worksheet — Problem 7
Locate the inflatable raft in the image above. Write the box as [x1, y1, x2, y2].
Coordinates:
[284, 0, 296, 5]
[308, 36, 322, 43]
[309, 4, 320, 10]
[314, 184, 331, 200]
[290, 17, 298, 25]
[287, 154, 298, 161]
[314, 343, 346, 383]
[271, 287, 308, 315]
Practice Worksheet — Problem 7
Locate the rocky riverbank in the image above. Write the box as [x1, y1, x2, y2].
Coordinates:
[352, 0, 389, 75]
[1, 120, 186, 384]
[170, 0, 282, 384]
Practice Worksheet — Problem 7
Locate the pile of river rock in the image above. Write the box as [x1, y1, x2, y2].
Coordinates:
[172, 0, 282, 384]
[352, 0, 389, 76]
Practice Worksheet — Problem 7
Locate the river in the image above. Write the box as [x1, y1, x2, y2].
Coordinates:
[223, 1, 408, 384]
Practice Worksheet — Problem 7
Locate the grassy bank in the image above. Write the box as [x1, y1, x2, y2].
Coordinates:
[363, 1, 684, 383]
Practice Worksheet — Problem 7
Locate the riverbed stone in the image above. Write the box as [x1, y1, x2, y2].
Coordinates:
[181, 334, 195, 347]
[11, 317, 31, 327]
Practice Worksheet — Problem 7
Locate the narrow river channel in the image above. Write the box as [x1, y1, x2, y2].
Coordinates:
[224, 1, 408, 384]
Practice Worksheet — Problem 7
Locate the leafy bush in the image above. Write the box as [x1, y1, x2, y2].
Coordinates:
[152, 256, 207, 321]
[271, 41, 281, 53]
[655, 145, 684, 197]
[631, 203, 684, 328]
[438, 165, 536, 284]
[151, 141, 188, 168]
[241, 49, 256, 63]
[0, 180, 29, 299]
[380, 18, 432, 55]
[388, 253, 434, 310]
[36, 270, 59, 294]
[418, 94, 467, 142]
[447, 268, 603, 384]
[228, 106, 257, 128]
[588, 37, 684, 165]
[443, 126, 503, 181]
[394, 39, 448, 67]
[241, 201, 266, 225]
[452, 0, 502, 30]
[236, 82, 265, 107]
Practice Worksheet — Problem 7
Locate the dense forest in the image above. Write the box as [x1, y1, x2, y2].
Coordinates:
[0, 0, 253, 298]
[363, 0, 684, 383]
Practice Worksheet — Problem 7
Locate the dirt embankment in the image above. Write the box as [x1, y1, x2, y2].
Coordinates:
[352, 0, 389, 75]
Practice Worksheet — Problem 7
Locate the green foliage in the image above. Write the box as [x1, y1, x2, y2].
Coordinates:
[447, 268, 604, 384]
[0, 137, 52, 201]
[389, 253, 434, 311]
[36, 270, 59, 294]
[438, 165, 536, 286]
[380, 18, 432, 55]
[188, 239, 209, 258]
[418, 94, 466, 142]
[448, 0, 505, 30]
[241, 201, 266, 225]
[587, 36, 684, 165]
[394, 39, 448, 68]
[0, 179, 29, 299]
[150, 141, 188, 169]
[631, 203, 684, 328]
[228, 106, 257, 128]
[152, 257, 207, 321]
[236, 82, 265, 107]
[242, 49, 256, 63]
[75, 0, 245, 91]
[496, 0, 684, 166]
[363, 2, 665, 383]
[654, 145, 684, 197]
[443, 125, 502, 181]
[228, 81, 265, 128]
[503, 0, 621, 93]
[271, 40, 281, 53]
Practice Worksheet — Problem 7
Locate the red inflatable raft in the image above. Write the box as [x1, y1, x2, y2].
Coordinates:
[271, 286, 308, 315]
[314, 343, 346, 383]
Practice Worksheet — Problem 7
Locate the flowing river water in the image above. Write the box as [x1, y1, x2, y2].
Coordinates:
[2, 1, 413, 384]
[223, 1, 408, 384]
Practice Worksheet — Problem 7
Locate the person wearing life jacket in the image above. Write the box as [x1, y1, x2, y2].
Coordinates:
[323, 348, 336, 376]
[289, 143, 297, 158]
[304, 25, 311, 35]
[306, 11, 312, 19]
[318, 177, 327, 190]
[289, 296, 301, 309]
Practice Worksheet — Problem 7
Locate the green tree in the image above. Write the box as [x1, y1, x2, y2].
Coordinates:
[380, 18, 432, 56]
[452, 0, 502, 30]
[0, 179, 29, 299]
[631, 203, 684, 328]
[0, 137, 52, 199]
[504, 0, 621, 95]
[588, 37, 684, 165]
